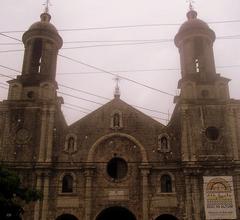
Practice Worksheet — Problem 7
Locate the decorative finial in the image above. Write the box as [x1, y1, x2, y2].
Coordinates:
[186, 0, 197, 20]
[114, 76, 121, 98]
[41, 0, 51, 22]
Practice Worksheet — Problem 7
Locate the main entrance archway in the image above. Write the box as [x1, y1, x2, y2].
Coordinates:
[56, 214, 78, 220]
[96, 206, 136, 220]
[155, 214, 178, 220]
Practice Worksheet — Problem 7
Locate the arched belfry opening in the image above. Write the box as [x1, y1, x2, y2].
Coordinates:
[56, 214, 78, 220]
[155, 214, 179, 220]
[21, 12, 63, 80]
[96, 206, 136, 220]
[31, 38, 43, 74]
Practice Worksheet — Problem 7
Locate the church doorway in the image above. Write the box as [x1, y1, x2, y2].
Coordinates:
[155, 214, 178, 220]
[56, 214, 78, 220]
[96, 206, 136, 220]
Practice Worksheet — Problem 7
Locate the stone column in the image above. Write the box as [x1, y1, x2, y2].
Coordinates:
[184, 174, 192, 220]
[46, 108, 55, 162]
[140, 165, 150, 220]
[181, 107, 190, 161]
[84, 166, 95, 220]
[192, 174, 201, 220]
[41, 173, 50, 220]
[38, 107, 47, 162]
[228, 107, 238, 160]
[34, 173, 42, 220]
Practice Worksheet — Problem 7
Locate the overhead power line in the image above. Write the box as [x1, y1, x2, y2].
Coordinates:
[0, 33, 22, 42]
[0, 65, 170, 117]
[0, 35, 240, 46]
[59, 84, 110, 101]
[62, 105, 89, 115]
[0, 19, 240, 34]
[59, 84, 169, 115]
[58, 54, 175, 97]
[0, 83, 169, 121]
[0, 62, 175, 97]
[0, 35, 240, 53]
[56, 64, 240, 75]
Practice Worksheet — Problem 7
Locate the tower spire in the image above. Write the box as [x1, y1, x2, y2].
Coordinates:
[114, 76, 121, 98]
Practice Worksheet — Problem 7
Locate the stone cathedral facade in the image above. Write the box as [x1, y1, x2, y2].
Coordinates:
[0, 7, 240, 220]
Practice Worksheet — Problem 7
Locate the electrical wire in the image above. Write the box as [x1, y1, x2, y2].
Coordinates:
[0, 63, 175, 98]
[1, 19, 240, 34]
[0, 34, 240, 46]
[0, 71, 170, 118]
[58, 54, 175, 97]
[0, 35, 240, 53]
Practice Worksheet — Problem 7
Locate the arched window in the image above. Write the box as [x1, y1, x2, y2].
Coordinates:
[113, 113, 120, 127]
[31, 38, 43, 74]
[67, 137, 75, 152]
[110, 111, 123, 129]
[56, 214, 79, 220]
[157, 134, 170, 152]
[62, 175, 73, 193]
[161, 174, 172, 193]
[160, 137, 168, 150]
[64, 134, 77, 153]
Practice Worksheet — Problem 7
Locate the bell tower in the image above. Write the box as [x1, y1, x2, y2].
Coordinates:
[175, 9, 216, 80]
[8, 10, 63, 101]
[174, 8, 230, 101]
[21, 12, 62, 80]
[172, 7, 239, 163]
[0, 8, 64, 164]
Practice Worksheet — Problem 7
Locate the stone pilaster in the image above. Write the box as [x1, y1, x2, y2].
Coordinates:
[38, 107, 47, 162]
[140, 166, 150, 220]
[46, 108, 55, 162]
[181, 107, 190, 161]
[84, 166, 95, 220]
[41, 173, 50, 220]
[34, 173, 42, 220]
[184, 174, 192, 220]
[227, 107, 238, 160]
[192, 174, 201, 220]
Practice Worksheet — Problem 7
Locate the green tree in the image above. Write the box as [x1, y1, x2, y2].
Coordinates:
[0, 166, 42, 220]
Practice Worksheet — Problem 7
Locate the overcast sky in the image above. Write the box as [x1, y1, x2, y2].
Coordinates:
[0, 0, 239, 125]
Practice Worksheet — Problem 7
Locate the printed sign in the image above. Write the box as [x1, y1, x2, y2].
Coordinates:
[204, 176, 236, 219]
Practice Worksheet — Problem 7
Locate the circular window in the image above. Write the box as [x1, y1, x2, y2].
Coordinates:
[205, 127, 219, 140]
[107, 157, 128, 180]
[27, 91, 34, 99]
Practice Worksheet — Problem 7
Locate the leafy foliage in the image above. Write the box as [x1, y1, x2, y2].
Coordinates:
[0, 166, 42, 219]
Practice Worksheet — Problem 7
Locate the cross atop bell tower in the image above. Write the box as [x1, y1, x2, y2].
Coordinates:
[187, 0, 195, 11]
[114, 76, 121, 99]
[43, 0, 51, 13]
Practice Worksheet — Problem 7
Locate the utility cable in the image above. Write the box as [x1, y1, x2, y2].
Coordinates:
[0, 34, 240, 46]
[0, 35, 240, 53]
[0, 68, 171, 116]
[1, 19, 240, 34]
[0, 86, 169, 121]
[58, 54, 175, 97]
